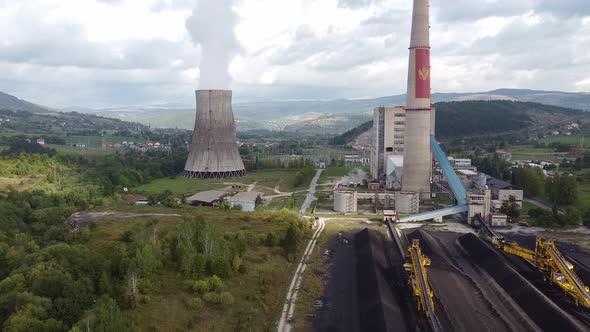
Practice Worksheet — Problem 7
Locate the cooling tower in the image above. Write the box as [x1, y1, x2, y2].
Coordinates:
[402, 0, 433, 200]
[184, 90, 246, 179]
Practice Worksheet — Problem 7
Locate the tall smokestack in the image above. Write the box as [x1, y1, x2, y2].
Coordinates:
[184, 90, 246, 179]
[402, 0, 433, 199]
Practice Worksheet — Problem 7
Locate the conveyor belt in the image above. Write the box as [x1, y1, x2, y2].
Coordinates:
[548, 245, 590, 308]
[411, 245, 441, 332]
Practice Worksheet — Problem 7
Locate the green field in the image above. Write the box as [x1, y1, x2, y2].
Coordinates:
[318, 166, 359, 184]
[47, 144, 119, 156]
[65, 135, 148, 147]
[508, 145, 563, 162]
[520, 201, 538, 215]
[137, 170, 306, 195]
[540, 135, 590, 148]
[84, 206, 312, 331]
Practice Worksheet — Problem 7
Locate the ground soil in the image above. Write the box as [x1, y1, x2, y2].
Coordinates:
[67, 211, 181, 231]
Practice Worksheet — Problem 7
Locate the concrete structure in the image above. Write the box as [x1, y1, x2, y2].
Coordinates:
[370, 106, 406, 179]
[334, 191, 358, 213]
[448, 157, 472, 167]
[467, 190, 492, 225]
[402, 0, 434, 200]
[486, 176, 524, 207]
[184, 90, 246, 179]
[395, 192, 420, 214]
[489, 213, 508, 227]
[386, 155, 404, 190]
[186, 190, 227, 207]
[228, 191, 262, 212]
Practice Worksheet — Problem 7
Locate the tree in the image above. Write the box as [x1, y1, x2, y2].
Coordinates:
[78, 296, 135, 332]
[282, 224, 298, 262]
[500, 203, 520, 219]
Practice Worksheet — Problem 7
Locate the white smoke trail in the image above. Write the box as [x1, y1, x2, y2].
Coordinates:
[186, 0, 239, 90]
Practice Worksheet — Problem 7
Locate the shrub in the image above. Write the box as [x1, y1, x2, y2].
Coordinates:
[193, 280, 209, 294]
[203, 291, 234, 305]
[207, 257, 232, 278]
[208, 275, 224, 293]
[232, 256, 242, 273]
[185, 297, 204, 310]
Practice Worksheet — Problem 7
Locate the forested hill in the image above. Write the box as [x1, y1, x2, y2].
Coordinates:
[332, 100, 587, 144]
[0, 108, 149, 136]
[435, 100, 583, 138]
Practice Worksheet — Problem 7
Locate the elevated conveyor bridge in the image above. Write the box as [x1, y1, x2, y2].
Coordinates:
[399, 136, 468, 223]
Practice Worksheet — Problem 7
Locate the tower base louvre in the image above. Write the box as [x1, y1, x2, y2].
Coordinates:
[183, 169, 247, 179]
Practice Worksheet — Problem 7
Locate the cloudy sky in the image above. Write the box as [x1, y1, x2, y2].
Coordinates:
[0, 0, 589, 108]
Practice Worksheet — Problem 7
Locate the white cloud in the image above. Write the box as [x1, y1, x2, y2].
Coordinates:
[0, 0, 588, 108]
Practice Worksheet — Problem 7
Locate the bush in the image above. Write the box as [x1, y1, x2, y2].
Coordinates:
[264, 232, 277, 247]
[203, 291, 234, 305]
[208, 275, 224, 293]
[193, 280, 209, 294]
[207, 257, 232, 278]
[185, 297, 204, 310]
[232, 256, 242, 273]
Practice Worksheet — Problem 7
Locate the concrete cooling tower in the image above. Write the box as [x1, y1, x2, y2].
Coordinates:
[184, 90, 246, 179]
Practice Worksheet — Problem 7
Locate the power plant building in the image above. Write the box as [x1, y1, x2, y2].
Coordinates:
[184, 90, 246, 179]
[370, 106, 406, 179]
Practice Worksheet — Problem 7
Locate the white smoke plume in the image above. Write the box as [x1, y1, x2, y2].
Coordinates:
[186, 0, 239, 90]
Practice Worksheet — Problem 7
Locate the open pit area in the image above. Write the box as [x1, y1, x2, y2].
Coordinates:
[300, 225, 590, 332]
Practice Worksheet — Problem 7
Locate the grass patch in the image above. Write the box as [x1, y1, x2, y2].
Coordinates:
[508, 145, 561, 162]
[318, 166, 358, 185]
[266, 194, 306, 212]
[540, 135, 590, 148]
[64, 135, 148, 147]
[137, 170, 305, 195]
[521, 201, 538, 215]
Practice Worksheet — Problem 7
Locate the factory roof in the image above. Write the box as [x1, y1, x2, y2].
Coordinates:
[457, 169, 478, 176]
[228, 191, 263, 204]
[186, 190, 227, 204]
[486, 177, 514, 190]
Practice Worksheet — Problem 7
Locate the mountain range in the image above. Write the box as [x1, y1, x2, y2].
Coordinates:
[1, 89, 589, 134]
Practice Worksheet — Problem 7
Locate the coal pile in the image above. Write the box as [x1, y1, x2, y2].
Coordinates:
[355, 229, 409, 332]
[459, 233, 587, 331]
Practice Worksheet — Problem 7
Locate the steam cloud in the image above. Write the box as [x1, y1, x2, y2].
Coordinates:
[186, 0, 239, 89]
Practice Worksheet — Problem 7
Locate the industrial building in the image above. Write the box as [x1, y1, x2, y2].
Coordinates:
[186, 190, 227, 207]
[228, 191, 262, 212]
[333, 191, 358, 213]
[184, 90, 246, 179]
[370, 106, 406, 179]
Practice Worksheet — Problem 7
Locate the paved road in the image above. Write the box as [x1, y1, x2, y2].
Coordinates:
[299, 169, 323, 216]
